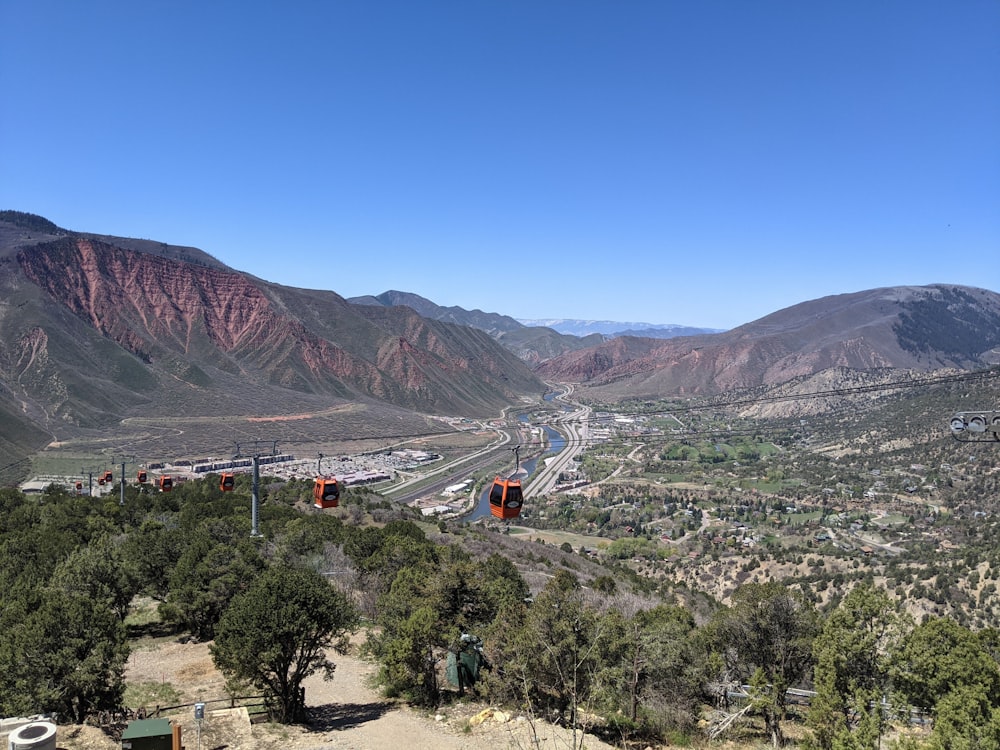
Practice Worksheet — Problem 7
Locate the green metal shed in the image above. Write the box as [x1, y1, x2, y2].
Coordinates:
[120, 718, 173, 750]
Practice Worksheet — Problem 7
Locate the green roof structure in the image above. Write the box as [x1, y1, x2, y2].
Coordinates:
[121, 718, 173, 750]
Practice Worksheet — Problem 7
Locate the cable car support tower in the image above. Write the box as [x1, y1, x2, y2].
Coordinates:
[234, 439, 278, 537]
[112, 454, 136, 506]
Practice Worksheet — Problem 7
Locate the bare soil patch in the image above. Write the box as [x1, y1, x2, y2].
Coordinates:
[54, 635, 619, 750]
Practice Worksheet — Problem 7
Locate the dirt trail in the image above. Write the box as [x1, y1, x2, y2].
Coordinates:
[57, 638, 618, 750]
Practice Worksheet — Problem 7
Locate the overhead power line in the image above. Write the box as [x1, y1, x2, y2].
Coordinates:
[576, 368, 999, 423]
[0, 456, 31, 479]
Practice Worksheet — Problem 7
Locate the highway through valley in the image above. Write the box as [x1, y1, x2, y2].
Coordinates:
[527, 385, 591, 496]
[384, 385, 591, 509]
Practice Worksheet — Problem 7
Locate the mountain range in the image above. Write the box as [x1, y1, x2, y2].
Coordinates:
[0, 212, 543, 472]
[535, 285, 1000, 398]
[348, 293, 722, 339]
[517, 318, 723, 338]
[2, 210, 999, 474]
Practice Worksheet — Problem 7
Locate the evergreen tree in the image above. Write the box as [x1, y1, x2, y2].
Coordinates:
[807, 583, 905, 750]
[893, 616, 1000, 747]
[485, 570, 600, 730]
[366, 561, 444, 705]
[161, 523, 265, 640]
[365, 547, 530, 706]
[0, 588, 128, 722]
[593, 603, 702, 738]
[211, 564, 358, 723]
[120, 519, 184, 601]
[51, 535, 139, 622]
[709, 582, 818, 747]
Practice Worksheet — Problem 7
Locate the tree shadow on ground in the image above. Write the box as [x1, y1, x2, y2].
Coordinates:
[126, 618, 180, 640]
[306, 701, 394, 732]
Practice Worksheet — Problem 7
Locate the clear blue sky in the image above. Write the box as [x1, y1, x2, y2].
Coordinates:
[2, 1, 997, 330]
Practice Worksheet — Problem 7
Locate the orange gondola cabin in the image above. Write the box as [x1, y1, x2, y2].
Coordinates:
[101, 470, 114, 484]
[488, 476, 524, 520]
[159, 475, 173, 492]
[313, 476, 340, 509]
[219, 472, 235, 492]
[137, 469, 148, 484]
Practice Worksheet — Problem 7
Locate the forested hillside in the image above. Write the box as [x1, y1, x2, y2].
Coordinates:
[2, 475, 998, 749]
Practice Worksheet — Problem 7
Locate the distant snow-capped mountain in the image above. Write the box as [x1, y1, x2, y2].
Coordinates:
[516, 319, 724, 338]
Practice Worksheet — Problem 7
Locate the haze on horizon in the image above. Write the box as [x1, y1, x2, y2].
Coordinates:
[1, 1, 997, 331]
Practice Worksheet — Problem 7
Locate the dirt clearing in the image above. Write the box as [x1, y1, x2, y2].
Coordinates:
[50, 636, 618, 750]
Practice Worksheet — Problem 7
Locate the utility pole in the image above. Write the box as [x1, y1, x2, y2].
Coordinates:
[234, 440, 278, 537]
